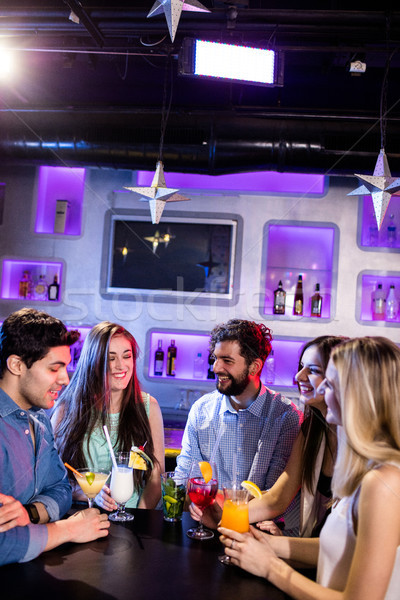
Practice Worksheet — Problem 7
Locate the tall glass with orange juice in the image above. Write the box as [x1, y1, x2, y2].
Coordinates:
[218, 488, 249, 564]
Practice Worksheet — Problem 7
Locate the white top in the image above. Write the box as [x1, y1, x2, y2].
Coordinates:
[317, 475, 400, 598]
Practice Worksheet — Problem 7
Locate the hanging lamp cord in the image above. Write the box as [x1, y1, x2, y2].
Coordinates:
[158, 51, 174, 163]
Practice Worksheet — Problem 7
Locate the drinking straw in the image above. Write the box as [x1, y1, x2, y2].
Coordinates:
[64, 462, 83, 478]
[232, 449, 237, 491]
[103, 425, 118, 470]
[210, 420, 225, 464]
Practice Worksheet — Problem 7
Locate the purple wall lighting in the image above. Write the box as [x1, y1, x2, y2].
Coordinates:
[0, 259, 63, 301]
[148, 331, 213, 381]
[148, 330, 306, 389]
[263, 223, 336, 319]
[35, 166, 85, 235]
[260, 338, 306, 389]
[359, 273, 400, 323]
[360, 195, 400, 249]
[136, 170, 325, 195]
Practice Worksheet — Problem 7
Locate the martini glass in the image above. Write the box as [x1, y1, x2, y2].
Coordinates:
[73, 468, 110, 508]
[186, 461, 218, 540]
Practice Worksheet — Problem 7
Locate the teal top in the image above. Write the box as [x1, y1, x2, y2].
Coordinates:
[83, 392, 150, 508]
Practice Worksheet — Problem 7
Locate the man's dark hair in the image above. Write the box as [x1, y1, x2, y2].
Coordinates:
[209, 319, 273, 366]
[0, 308, 80, 377]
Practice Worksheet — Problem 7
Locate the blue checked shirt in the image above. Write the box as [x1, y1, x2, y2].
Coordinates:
[175, 384, 303, 534]
[0, 388, 72, 565]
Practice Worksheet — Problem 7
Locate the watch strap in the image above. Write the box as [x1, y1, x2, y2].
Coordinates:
[24, 503, 40, 524]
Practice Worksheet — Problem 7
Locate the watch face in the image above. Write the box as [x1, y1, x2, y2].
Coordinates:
[25, 503, 40, 524]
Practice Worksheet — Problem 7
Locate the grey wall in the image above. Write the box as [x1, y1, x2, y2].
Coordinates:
[0, 165, 399, 409]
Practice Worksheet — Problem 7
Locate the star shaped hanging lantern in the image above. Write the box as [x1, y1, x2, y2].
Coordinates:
[125, 161, 190, 224]
[348, 148, 399, 230]
[147, 0, 211, 43]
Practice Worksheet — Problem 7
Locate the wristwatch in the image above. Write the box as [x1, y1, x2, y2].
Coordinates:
[24, 503, 40, 524]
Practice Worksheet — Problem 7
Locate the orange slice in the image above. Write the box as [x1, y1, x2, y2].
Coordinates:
[241, 480, 262, 499]
[199, 461, 213, 483]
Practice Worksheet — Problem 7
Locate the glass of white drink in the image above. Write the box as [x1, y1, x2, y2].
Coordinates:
[109, 451, 135, 522]
[73, 468, 110, 508]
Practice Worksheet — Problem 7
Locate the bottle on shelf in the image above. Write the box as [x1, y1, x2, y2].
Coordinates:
[264, 349, 275, 385]
[167, 340, 177, 377]
[154, 339, 164, 376]
[48, 275, 60, 301]
[293, 274, 304, 316]
[207, 353, 215, 379]
[387, 214, 397, 247]
[368, 218, 379, 246]
[19, 270, 33, 299]
[33, 274, 48, 301]
[273, 280, 286, 315]
[310, 283, 322, 317]
[193, 352, 205, 379]
[371, 283, 386, 321]
[386, 285, 399, 321]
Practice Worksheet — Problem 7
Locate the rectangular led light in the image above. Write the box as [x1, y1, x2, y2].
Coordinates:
[179, 38, 284, 87]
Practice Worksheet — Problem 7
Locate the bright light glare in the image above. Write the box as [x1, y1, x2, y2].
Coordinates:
[0, 48, 14, 79]
[194, 40, 275, 84]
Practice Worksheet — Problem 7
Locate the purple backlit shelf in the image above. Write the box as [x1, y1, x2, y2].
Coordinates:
[0, 258, 64, 302]
[145, 329, 306, 390]
[34, 166, 85, 236]
[356, 271, 400, 326]
[261, 221, 339, 321]
[358, 196, 400, 251]
[66, 325, 91, 371]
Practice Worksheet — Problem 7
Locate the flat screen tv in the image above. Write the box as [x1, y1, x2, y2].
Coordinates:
[102, 211, 241, 303]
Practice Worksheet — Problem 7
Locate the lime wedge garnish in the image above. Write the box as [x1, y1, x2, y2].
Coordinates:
[86, 472, 95, 485]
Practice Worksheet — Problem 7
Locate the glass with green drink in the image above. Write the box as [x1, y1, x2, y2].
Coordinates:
[161, 471, 187, 522]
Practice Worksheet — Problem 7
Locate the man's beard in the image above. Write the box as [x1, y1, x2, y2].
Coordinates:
[216, 366, 250, 397]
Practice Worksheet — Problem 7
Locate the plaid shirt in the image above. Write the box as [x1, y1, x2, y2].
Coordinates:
[176, 384, 303, 534]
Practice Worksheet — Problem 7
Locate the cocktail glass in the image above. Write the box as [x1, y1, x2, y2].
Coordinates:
[73, 468, 110, 508]
[218, 488, 249, 564]
[186, 461, 218, 540]
[109, 451, 135, 522]
[161, 471, 187, 522]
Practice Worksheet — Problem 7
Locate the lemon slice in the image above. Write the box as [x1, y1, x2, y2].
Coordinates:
[241, 480, 262, 499]
[199, 461, 213, 483]
[86, 472, 95, 485]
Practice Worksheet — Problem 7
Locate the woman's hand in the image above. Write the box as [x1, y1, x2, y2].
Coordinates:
[94, 485, 117, 512]
[188, 499, 222, 529]
[256, 519, 284, 536]
[218, 524, 278, 579]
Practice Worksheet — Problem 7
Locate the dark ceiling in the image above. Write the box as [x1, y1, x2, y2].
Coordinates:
[1, 1, 400, 176]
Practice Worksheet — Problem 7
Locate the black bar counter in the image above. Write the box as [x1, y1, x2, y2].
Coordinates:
[2, 509, 291, 600]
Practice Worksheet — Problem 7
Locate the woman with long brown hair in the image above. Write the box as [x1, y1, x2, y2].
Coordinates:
[52, 321, 164, 510]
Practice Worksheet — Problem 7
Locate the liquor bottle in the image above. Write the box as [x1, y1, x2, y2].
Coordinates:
[207, 353, 215, 379]
[386, 285, 399, 321]
[273, 280, 286, 315]
[310, 283, 322, 317]
[293, 274, 304, 316]
[33, 274, 48, 301]
[368, 218, 379, 246]
[371, 283, 386, 321]
[48, 275, 60, 301]
[19, 270, 32, 299]
[193, 352, 204, 379]
[264, 349, 275, 385]
[387, 214, 397, 247]
[154, 339, 164, 376]
[167, 340, 177, 377]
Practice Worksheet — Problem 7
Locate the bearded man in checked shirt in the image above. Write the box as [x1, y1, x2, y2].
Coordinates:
[175, 319, 303, 536]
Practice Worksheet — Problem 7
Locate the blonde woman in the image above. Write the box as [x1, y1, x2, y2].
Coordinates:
[219, 336, 400, 599]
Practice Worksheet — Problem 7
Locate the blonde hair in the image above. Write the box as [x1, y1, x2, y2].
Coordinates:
[331, 336, 400, 499]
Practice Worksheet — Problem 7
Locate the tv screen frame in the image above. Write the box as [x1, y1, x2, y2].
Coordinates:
[100, 209, 242, 305]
